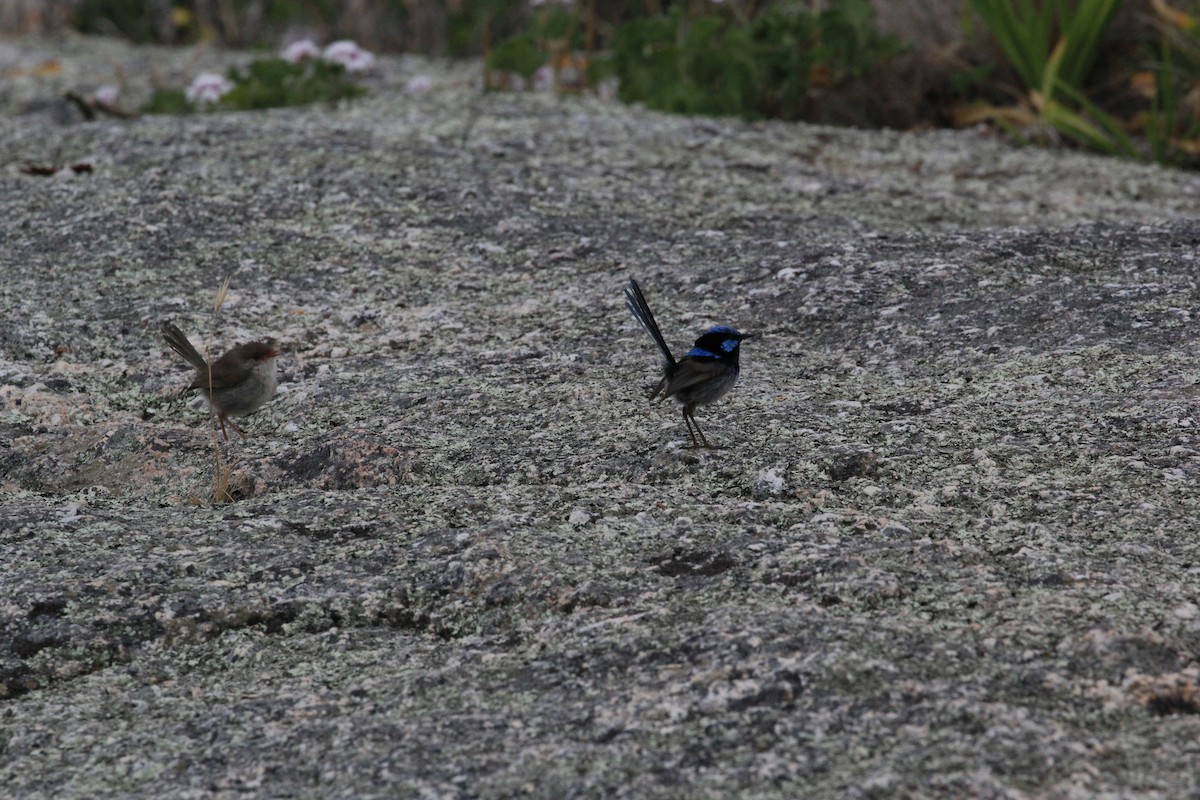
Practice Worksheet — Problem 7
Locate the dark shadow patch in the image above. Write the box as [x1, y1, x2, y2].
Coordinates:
[654, 548, 738, 577]
[821, 449, 877, 482]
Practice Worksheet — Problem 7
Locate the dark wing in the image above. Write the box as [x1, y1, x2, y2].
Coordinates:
[202, 346, 257, 390]
[661, 357, 727, 399]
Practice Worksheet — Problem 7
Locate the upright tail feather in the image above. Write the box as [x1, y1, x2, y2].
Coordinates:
[625, 278, 676, 366]
[161, 321, 208, 372]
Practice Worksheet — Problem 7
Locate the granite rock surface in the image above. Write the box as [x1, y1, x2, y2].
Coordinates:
[2, 33, 1200, 799]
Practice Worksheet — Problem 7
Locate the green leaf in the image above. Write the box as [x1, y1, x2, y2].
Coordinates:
[488, 33, 545, 79]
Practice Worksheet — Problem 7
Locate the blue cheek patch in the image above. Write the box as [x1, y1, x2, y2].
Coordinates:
[686, 347, 719, 359]
[721, 338, 738, 353]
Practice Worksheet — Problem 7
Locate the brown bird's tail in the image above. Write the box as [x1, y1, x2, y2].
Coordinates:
[161, 321, 208, 372]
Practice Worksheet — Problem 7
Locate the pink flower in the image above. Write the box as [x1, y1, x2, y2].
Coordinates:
[405, 74, 433, 93]
[322, 40, 375, 73]
[185, 72, 234, 106]
[282, 39, 321, 64]
[94, 85, 119, 106]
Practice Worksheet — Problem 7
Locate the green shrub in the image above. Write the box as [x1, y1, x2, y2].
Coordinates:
[488, 33, 545, 82]
[143, 57, 364, 114]
[485, 2, 584, 86]
[964, 0, 1138, 158]
[607, 0, 902, 121]
[226, 58, 363, 109]
[1143, 2, 1200, 167]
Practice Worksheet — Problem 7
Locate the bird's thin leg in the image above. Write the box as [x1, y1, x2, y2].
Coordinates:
[687, 409, 717, 450]
[681, 407, 700, 448]
[217, 414, 245, 440]
[225, 416, 246, 439]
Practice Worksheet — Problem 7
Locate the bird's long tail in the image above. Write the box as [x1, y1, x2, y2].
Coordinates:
[161, 321, 208, 372]
[625, 278, 676, 367]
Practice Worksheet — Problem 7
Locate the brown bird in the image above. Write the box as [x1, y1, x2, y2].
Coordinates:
[162, 321, 280, 439]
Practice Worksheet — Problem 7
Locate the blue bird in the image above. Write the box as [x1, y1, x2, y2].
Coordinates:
[625, 277, 753, 449]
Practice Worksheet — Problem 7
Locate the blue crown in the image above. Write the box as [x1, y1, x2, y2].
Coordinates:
[686, 326, 745, 359]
